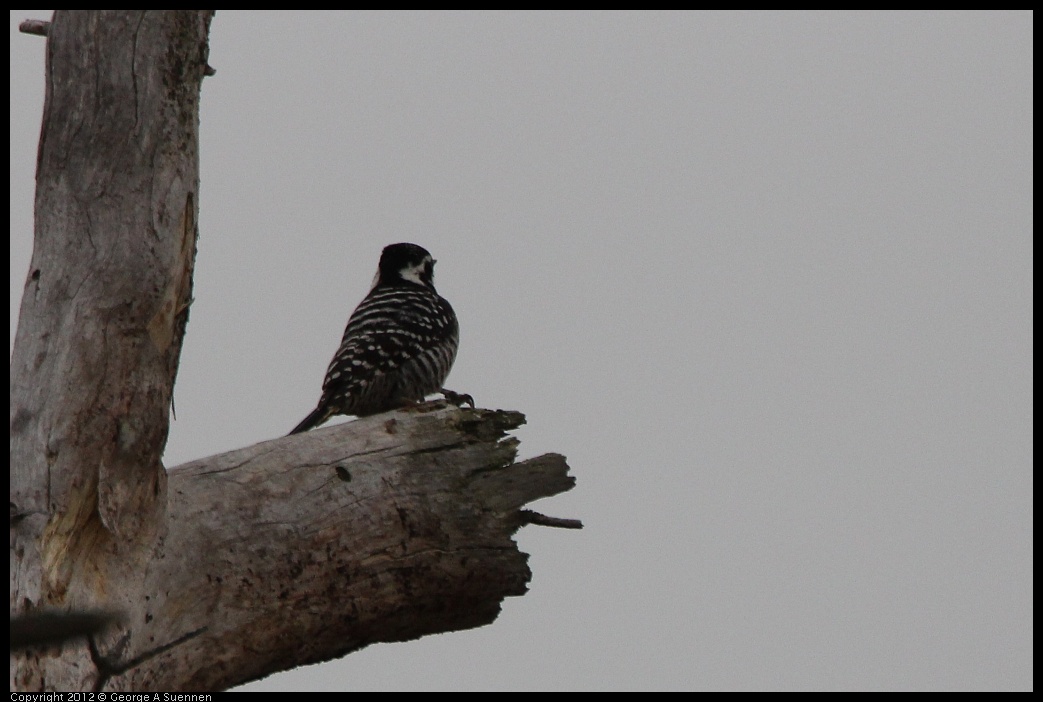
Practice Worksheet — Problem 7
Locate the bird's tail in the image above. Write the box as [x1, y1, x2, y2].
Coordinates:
[288, 406, 331, 435]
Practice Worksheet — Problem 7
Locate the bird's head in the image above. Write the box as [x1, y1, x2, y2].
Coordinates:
[372, 243, 437, 291]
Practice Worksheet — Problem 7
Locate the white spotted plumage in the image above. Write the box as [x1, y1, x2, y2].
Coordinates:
[289, 243, 462, 434]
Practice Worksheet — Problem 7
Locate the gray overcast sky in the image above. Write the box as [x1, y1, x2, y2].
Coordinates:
[10, 10, 1032, 691]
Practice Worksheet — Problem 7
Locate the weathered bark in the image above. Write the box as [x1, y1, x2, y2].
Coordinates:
[106, 408, 574, 691]
[11, 10, 212, 691]
[11, 11, 578, 693]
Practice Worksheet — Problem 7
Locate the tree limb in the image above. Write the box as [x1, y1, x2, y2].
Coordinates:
[100, 406, 577, 690]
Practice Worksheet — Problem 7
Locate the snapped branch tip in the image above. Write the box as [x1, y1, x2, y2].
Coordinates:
[19, 19, 50, 36]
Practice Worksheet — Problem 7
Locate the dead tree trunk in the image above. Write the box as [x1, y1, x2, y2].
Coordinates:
[10, 11, 578, 692]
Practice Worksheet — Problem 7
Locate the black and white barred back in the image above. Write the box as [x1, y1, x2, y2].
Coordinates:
[288, 243, 462, 435]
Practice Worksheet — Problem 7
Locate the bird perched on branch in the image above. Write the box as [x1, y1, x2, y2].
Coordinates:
[289, 243, 472, 435]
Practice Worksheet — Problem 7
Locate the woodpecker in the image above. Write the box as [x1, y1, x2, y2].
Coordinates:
[289, 243, 471, 435]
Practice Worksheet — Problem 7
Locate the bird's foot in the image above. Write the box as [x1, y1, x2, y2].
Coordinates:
[440, 388, 475, 408]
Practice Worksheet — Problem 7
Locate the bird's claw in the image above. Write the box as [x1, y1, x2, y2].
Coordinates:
[440, 388, 475, 408]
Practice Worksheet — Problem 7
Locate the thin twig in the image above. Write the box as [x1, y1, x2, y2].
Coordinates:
[520, 510, 584, 529]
